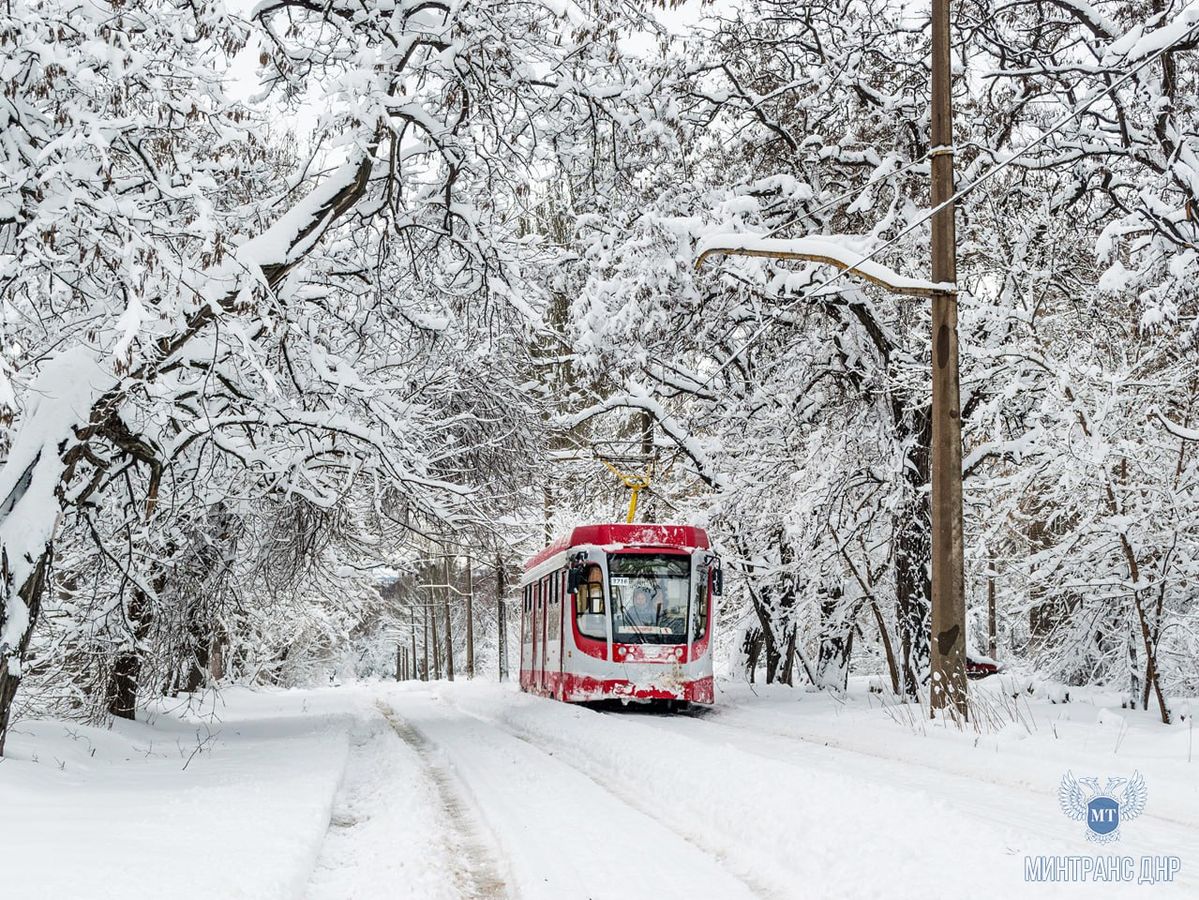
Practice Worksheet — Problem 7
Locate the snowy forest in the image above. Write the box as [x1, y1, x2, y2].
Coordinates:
[6, 0, 1199, 896]
[2, 0, 1199, 748]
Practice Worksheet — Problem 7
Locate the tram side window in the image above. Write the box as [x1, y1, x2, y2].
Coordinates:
[692, 570, 710, 641]
[547, 573, 561, 640]
[575, 564, 606, 639]
[546, 577, 558, 642]
[522, 586, 531, 646]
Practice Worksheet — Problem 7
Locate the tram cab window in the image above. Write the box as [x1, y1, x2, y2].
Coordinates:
[692, 570, 710, 640]
[575, 564, 606, 639]
[609, 553, 690, 645]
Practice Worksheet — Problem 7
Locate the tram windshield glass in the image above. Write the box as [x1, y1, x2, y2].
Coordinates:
[608, 553, 691, 644]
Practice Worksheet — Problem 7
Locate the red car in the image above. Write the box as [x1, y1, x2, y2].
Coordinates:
[966, 655, 1002, 679]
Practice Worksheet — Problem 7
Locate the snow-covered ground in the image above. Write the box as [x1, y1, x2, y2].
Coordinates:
[2, 679, 1195, 899]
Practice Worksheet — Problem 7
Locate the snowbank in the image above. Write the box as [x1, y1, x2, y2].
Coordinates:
[0, 688, 356, 899]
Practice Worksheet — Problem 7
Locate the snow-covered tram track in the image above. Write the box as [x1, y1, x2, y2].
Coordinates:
[609, 706, 1199, 892]
[435, 693, 776, 899]
[375, 701, 512, 899]
[437, 687, 1196, 898]
[378, 689, 760, 900]
[303, 700, 509, 900]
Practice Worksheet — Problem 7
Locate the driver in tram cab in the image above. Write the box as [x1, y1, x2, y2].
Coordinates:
[626, 588, 659, 626]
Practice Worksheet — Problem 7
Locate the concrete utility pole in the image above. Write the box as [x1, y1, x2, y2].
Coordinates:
[928, 0, 968, 717]
[443, 558, 455, 682]
[695, 0, 969, 718]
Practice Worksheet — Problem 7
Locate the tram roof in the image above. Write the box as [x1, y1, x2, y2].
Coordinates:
[523, 523, 710, 571]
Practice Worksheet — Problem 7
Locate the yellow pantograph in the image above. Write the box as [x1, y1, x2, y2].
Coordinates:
[597, 457, 652, 523]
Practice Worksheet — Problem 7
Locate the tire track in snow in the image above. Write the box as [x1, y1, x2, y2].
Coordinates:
[387, 689, 759, 900]
[375, 701, 511, 900]
[305, 709, 476, 900]
[437, 694, 773, 900]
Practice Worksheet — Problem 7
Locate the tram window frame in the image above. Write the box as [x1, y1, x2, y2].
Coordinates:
[692, 569, 710, 641]
[547, 574, 561, 640]
[575, 564, 607, 639]
[521, 585, 531, 648]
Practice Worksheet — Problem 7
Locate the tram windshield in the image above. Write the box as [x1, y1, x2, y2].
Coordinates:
[609, 553, 691, 644]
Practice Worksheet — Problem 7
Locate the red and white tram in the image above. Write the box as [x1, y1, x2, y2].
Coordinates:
[519, 523, 721, 705]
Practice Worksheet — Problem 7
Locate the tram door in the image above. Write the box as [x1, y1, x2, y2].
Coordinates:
[543, 572, 563, 694]
[529, 583, 539, 691]
[539, 576, 549, 691]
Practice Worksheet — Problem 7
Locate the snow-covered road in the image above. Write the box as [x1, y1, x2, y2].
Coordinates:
[366, 692, 756, 900]
[3, 680, 1196, 899]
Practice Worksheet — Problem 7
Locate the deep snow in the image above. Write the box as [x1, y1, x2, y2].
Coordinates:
[1, 678, 1195, 898]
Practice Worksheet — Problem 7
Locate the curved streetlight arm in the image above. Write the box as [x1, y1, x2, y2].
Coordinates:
[694, 234, 956, 299]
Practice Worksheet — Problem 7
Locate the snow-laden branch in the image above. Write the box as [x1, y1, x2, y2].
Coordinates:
[0, 349, 112, 658]
[1150, 406, 1199, 442]
[1105, 0, 1199, 63]
[694, 233, 955, 298]
[0, 151, 377, 679]
[559, 382, 727, 491]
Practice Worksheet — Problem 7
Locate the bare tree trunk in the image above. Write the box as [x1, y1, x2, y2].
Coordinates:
[0, 551, 51, 755]
[182, 596, 212, 694]
[816, 585, 855, 691]
[779, 625, 798, 686]
[107, 583, 151, 720]
[1106, 464, 1170, 724]
[443, 558, 455, 682]
[422, 602, 430, 681]
[465, 558, 474, 679]
[895, 411, 932, 699]
[1133, 591, 1169, 723]
[987, 564, 997, 659]
[743, 627, 763, 683]
[209, 626, 226, 682]
[411, 605, 419, 681]
[431, 585, 442, 680]
[496, 551, 508, 682]
[870, 600, 902, 695]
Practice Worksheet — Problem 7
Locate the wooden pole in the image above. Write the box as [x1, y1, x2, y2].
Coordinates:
[466, 558, 475, 679]
[395, 643, 402, 681]
[443, 558, 455, 682]
[929, 0, 968, 717]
